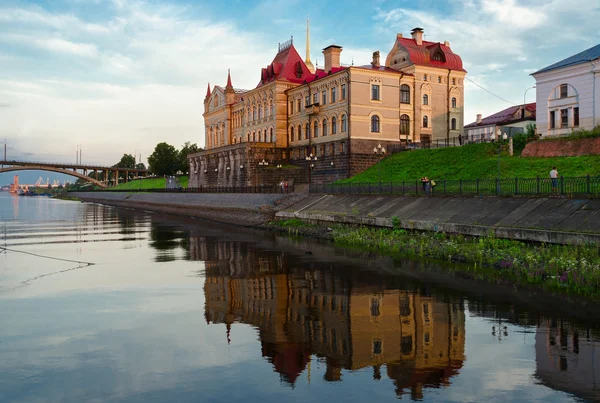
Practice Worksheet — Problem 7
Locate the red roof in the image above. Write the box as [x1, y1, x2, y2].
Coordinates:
[256, 44, 316, 88]
[465, 103, 536, 127]
[397, 37, 465, 72]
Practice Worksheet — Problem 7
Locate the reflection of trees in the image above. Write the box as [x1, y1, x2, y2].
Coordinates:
[200, 236, 466, 397]
[148, 222, 189, 262]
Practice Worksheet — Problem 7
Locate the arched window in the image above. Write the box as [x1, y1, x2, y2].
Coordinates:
[305, 123, 310, 139]
[371, 115, 380, 133]
[258, 106, 262, 119]
[423, 94, 429, 105]
[290, 126, 295, 143]
[400, 114, 410, 135]
[341, 114, 347, 132]
[322, 119, 328, 136]
[401, 84, 410, 104]
[270, 128, 274, 142]
[314, 120, 319, 137]
[297, 125, 302, 141]
[451, 118, 457, 130]
[332, 116, 337, 134]
[253, 132, 256, 142]
[247, 133, 250, 142]
[263, 104, 267, 118]
[253, 108, 256, 121]
[423, 115, 429, 128]
[452, 97, 457, 108]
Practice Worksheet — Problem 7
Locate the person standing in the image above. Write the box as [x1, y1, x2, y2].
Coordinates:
[550, 166, 559, 195]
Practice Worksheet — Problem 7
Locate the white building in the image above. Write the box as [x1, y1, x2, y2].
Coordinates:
[532, 44, 600, 137]
[464, 103, 536, 143]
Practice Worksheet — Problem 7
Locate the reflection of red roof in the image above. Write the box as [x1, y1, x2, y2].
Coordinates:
[397, 37, 465, 72]
[262, 342, 310, 386]
[465, 103, 536, 127]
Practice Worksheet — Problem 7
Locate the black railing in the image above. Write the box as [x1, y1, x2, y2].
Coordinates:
[310, 176, 600, 197]
[72, 184, 295, 194]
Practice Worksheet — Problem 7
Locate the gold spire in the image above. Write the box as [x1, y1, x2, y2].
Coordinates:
[305, 20, 315, 74]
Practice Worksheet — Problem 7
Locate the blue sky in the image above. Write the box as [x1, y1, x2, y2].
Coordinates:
[0, 0, 599, 168]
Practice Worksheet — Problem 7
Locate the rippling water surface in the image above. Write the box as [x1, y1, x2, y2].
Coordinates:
[1, 192, 599, 402]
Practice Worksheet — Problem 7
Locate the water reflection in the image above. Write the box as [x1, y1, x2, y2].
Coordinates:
[193, 234, 466, 398]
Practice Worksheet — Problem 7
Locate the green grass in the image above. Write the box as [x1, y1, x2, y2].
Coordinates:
[109, 175, 188, 190]
[341, 143, 600, 183]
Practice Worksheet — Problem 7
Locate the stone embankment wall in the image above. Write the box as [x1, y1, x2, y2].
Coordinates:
[70, 191, 305, 226]
[521, 137, 600, 157]
[277, 195, 600, 245]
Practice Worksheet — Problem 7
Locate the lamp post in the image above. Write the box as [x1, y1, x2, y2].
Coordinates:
[373, 143, 386, 189]
[523, 85, 536, 117]
[496, 129, 508, 194]
[258, 158, 269, 186]
[305, 153, 317, 187]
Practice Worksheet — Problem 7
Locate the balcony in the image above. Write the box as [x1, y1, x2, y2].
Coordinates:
[306, 103, 320, 116]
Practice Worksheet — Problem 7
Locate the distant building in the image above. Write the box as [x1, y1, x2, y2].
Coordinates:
[532, 44, 600, 137]
[464, 103, 536, 143]
[188, 24, 466, 187]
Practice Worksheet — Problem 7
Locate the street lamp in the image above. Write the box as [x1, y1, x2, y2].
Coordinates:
[305, 153, 317, 186]
[523, 85, 536, 118]
[258, 158, 269, 185]
[496, 129, 508, 193]
[373, 143, 386, 188]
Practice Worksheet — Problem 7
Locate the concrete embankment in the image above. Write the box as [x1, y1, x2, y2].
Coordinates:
[276, 195, 600, 245]
[70, 191, 305, 226]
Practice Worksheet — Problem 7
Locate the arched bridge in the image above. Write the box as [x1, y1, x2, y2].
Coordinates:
[0, 160, 151, 189]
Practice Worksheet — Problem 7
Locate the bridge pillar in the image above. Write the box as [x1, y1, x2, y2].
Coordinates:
[125, 170, 129, 183]
[114, 169, 118, 185]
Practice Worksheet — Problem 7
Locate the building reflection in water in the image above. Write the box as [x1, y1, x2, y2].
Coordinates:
[193, 235, 466, 399]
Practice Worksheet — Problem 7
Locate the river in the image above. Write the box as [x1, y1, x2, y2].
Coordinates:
[0, 191, 598, 402]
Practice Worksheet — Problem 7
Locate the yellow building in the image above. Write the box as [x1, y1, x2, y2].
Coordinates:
[189, 25, 466, 187]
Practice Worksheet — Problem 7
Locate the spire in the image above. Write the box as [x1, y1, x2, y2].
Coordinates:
[226, 69, 233, 89]
[305, 20, 315, 74]
[226, 323, 231, 345]
[205, 83, 211, 99]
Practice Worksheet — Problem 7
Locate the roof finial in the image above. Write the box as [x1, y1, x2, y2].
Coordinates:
[226, 69, 232, 88]
[305, 20, 315, 74]
[205, 82, 211, 99]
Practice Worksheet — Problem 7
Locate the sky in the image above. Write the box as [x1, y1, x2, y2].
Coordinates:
[0, 0, 599, 169]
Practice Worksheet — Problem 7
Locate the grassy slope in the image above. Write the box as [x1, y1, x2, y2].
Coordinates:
[109, 176, 188, 190]
[343, 143, 600, 183]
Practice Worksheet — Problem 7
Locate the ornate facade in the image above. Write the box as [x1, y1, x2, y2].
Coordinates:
[189, 26, 466, 187]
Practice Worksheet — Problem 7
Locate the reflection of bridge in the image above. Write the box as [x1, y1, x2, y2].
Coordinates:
[0, 160, 151, 188]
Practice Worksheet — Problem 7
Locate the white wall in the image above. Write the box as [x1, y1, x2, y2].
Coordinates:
[533, 61, 600, 137]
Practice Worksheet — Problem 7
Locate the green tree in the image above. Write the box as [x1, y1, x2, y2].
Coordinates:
[148, 142, 178, 176]
[115, 154, 136, 169]
[135, 162, 146, 170]
[178, 142, 201, 174]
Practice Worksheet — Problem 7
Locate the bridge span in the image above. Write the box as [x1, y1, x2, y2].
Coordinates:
[0, 160, 151, 189]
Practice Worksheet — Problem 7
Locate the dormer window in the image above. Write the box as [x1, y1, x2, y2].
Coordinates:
[432, 50, 445, 62]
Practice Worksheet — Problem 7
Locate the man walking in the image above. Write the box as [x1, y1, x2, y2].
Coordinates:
[550, 166, 559, 196]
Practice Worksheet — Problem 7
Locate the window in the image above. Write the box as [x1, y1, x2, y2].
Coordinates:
[423, 74, 428, 81]
[400, 295, 411, 316]
[305, 123, 310, 139]
[452, 78, 456, 85]
[289, 101, 293, 114]
[371, 84, 380, 101]
[297, 125, 302, 141]
[305, 96, 310, 107]
[423, 115, 429, 128]
[332, 116, 337, 134]
[560, 84, 568, 98]
[561, 109, 568, 127]
[433, 52, 444, 62]
[341, 84, 346, 100]
[372, 339, 382, 355]
[371, 115, 380, 133]
[258, 107, 262, 119]
[370, 298, 380, 317]
[424, 332, 430, 343]
[320, 144, 325, 156]
[339, 141, 345, 153]
[313, 93, 318, 104]
[253, 108, 256, 120]
[437, 76, 442, 83]
[423, 94, 429, 105]
[270, 128, 274, 142]
[400, 114, 410, 136]
[331, 87, 337, 102]
[290, 126, 295, 142]
[341, 114, 347, 132]
[452, 97, 457, 108]
[401, 336, 413, 355]
[329, 143, 335, 156]
[451, 118, 457, 130]
[550, 111, 556, 129]
[322, 91, 327, 105]
[400, 84, 410, 104]
[322, 118, 328, 136]
[314, 120, 319, 137]
[574, 107, 579, 127]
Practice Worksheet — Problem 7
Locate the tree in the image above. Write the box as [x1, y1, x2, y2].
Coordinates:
[115, 154, 136, 169]
[148, 142, 178, 176]
[135, 162, 146, 170]
[178, 142, 201, 174]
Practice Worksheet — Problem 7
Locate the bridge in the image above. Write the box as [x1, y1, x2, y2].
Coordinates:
[0, 160, 151, 189]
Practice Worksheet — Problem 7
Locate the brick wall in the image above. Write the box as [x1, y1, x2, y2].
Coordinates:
[521, 138, 600, 157]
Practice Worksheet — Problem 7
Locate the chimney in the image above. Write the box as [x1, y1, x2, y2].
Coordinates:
[476, 114, 482, 124]
[411, 27, 424, 46]
[371, 51, 380, 68]
[322, 45, 342, 72]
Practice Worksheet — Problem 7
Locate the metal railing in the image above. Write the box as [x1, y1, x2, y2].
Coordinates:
[310, 176, 600, 197]
[72, 184, 295, 194]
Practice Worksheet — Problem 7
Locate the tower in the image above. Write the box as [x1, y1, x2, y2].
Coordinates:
[225, 69, 235, 105]
[305, 20, 315, 74]
[204, 83, 211, 112]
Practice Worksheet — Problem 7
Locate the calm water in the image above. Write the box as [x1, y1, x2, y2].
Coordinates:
[1, 192, 599, 403]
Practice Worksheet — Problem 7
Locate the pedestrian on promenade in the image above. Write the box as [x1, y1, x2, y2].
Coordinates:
[421, 177, 427, 194]
[550, 166, 559, 195]
[422, 176, 431, 196]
